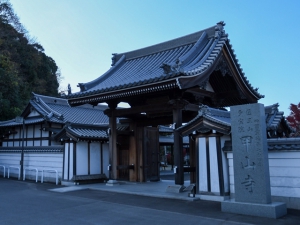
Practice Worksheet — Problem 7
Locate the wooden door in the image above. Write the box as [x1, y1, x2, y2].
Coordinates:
[117, 135, 129, 180]
[144, 127, 160, 181]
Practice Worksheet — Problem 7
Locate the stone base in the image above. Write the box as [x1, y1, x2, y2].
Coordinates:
[106, 180, 119, 186]
[199, 194, 230, 202]
[61, 181, 78, 186]
[166, 185, 185, 193]
[221, 199, 287, 219]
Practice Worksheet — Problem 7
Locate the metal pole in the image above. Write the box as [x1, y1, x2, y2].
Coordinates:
[20, 118, 25, 180]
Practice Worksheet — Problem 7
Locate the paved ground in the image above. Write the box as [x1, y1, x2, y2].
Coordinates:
[1, 177, 300, 225]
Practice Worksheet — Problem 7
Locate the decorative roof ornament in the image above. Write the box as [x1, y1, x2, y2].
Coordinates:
[215, 56, 231, 76]
[215, 21, 226, 39]
[160, 59, 182, 74]
[160, 63, 172, 74]
[68, 84, 72, 95]
[198, 105, 211, 116]
[111, 53, 117, 66]
[78, 83, 87, 92]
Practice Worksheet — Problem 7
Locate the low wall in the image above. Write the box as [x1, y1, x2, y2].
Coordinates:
[0, 147, 63, 184]
[226, 150, 300, 209]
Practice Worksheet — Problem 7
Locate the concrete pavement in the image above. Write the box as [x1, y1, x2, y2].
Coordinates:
[1, 175, 300, 225]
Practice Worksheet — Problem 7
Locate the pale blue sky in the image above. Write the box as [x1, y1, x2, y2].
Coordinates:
[9, 0, 300, 116]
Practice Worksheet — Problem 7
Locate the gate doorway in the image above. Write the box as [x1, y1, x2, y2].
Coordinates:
[143, 127, 160, 181]
[117, 135, 129, 180]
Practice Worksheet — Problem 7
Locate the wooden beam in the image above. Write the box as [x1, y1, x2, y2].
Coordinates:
[185, 88, 215, 98]
[214, 89, 242, 99]
[106, 103, 171, 117]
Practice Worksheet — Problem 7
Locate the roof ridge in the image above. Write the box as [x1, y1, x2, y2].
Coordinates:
[113, 25, 216, 63]
[34, 96, 64, 120]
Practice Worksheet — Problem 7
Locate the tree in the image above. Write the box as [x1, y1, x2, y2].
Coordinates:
[0, 0, 60, 120]
[286, 103, 300, 137]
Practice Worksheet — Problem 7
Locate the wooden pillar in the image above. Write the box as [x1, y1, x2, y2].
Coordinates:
[108, 102, 118, 181]
[173, 102, 183, 185]
[189, 135, 196, 183]
[129, 122, 137, 181]
[136, 126, 145, 182]
[216, 136, 225, 196]
[73, 141, 76, 177]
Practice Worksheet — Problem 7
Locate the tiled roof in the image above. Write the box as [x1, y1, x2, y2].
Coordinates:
[0, 93, 109, 127]
[66, 125, 108, 140]
[176, 105, 231, 135]
[268, 138, 300, 151]
[54, 123, 131, 141]
[265, 103, 292, 132]
[0, 146, 63, 153]
[177, 104, 292, 136]
[0, 117, 44, 127]
[159, 135, 189, 144]
[223, 138, 300, 152]
[31, 93, 109, 124]
[158, 125, 174, 133]
[67, 22, 263, 103]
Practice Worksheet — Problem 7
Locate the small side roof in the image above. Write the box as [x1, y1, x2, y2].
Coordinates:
[176, 105, 231, 136]
[177, 104, 292, 138]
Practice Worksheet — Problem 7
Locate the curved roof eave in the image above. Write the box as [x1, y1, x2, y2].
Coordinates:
[223, 42, 264, 101]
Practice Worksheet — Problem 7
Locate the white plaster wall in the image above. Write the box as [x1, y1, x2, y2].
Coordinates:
[34, 125, 41, 137]
[28, 110, 39, 117]
[42, 131, 49, 137]
[221, 135, 231, 193]
[209, 137, 219, 193]
[27, 126, 34, 138]
[226, 152, 235, 193]
[41, 140, 48, 146]
[51, 141, 62, 146]
[268, 151, 300, 198]
[69, 143, 73, 179]
[198, 138, 207, 192]
[76, 142, 88, 175]
[13, 130, 20, 147]
[0, 152, 63, 183]
[27, 140, 33, 146]
[13, 140, 20, 147]
[63, 144, 69, 180]
[226, 150, 300, 209]
[15, 129, 20, 138]
[90, 143, 101, 174]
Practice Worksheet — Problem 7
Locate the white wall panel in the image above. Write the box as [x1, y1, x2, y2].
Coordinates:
[76, 142, 88, 175]
[209, 137, 219, 193]
[198, 137, 207, 192]
[69, 143, 73, 179]
[63, 144, 69, 179]
[27, 126, 34, 138]
[90, 143, 100, 174]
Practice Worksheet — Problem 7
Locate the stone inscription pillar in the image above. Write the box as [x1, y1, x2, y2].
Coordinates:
[231, 103, 271, 204]
[222, 103, 286, 219]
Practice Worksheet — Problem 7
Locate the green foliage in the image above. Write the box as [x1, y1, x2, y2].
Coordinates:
[0, 0, 60, 120]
